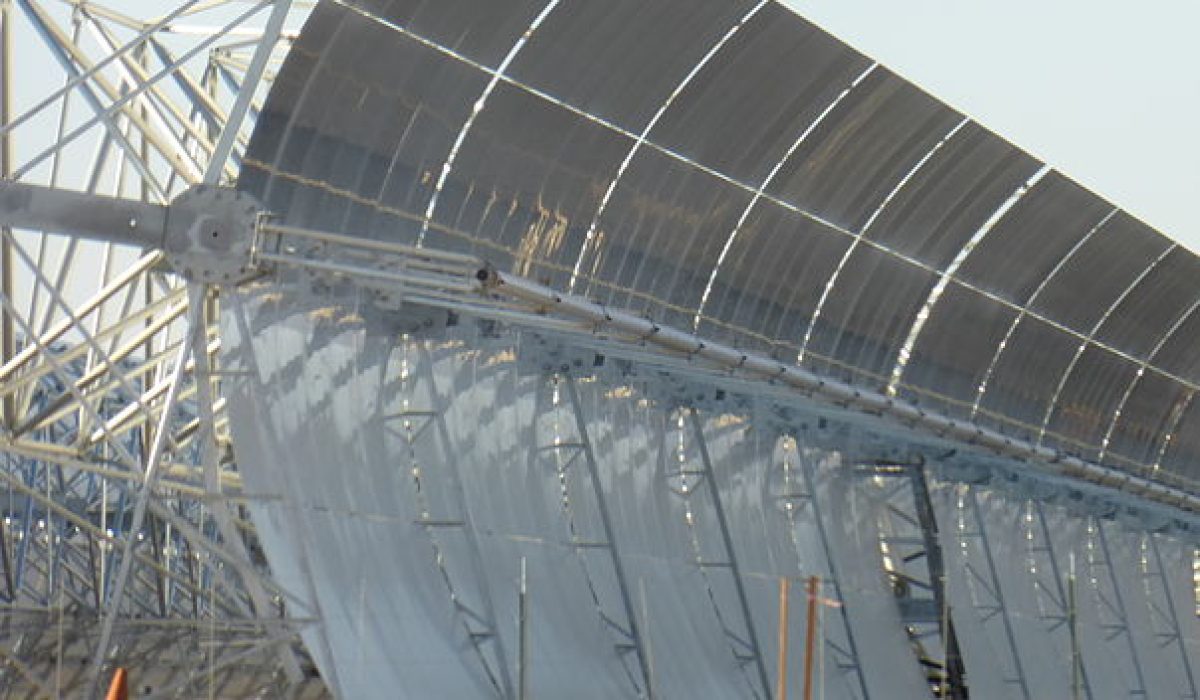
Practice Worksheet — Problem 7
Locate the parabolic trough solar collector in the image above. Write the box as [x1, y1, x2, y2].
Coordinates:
[221, 0, 1200, 697]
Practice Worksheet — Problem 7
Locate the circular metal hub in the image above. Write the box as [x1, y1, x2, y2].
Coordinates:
[163, 184, 261, 284]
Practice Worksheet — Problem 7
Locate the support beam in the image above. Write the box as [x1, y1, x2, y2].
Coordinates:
[1146, 534, 1197, 699]
[963, 490, 1030, 699]
[16, 0, 170, 199]
[561, 372, 653, 698]
[687, 409, 773, 700]
[14, 0, 270, 185]
[1, 0, 13, 435]
[478, 266, 1200, 522]
[1032, 501, 1094, 699]
[87, 287, 201, 691]
[0, 180, 166, 249]
[188, 286, 303, 686]
[794, 443, 870, 699]
[203, 0, 291, 185]
[905, 464, 967, 698]
[1091, 519, 1147, 697]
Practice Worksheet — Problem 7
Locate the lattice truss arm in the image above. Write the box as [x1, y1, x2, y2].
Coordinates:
[0, 0, 325, 696]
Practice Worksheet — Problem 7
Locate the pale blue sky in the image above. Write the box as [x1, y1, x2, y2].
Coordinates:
[783, 0, 1200, 253]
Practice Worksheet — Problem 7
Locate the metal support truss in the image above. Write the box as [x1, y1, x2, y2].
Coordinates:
[0, 0, 321, 692]
[1089, 518, 1148, 696]
[684, 408, 773, 700]
[1144, 534, 1198, 698]
[384, 341, 514, 698]
[3, 184, 1200, 529]
[955, 489, 1031, 698]
[784, 436, 870, 698]
[867, 460, 966, 699]
[238, 218, 1200, 530]
[549, 371, 654, 698]
[1027, 501, 1094, 699]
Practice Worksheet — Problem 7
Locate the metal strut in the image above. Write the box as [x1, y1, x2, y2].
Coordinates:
[1145, 534, 1198, 699]
[962, 490, 1030, 699]
[1091, 519, 1147, 697]
[872, 460, 968, 698]
[560, 372, 655, 698]
[794, 447, 870, 700]
[1031, 501, 1094, 700]
[687, 408, 774, 700]
[385, 343, 515, 698]
[907, 464, 967, 699]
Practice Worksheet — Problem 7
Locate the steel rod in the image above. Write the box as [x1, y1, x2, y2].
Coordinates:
[0, 180, 166, 249]
[0, 250, 160, 382]
[0, 0, 12, 435]
[966, 490, 1030, 699]
[518, 556, 528, 700]
[1092, 520, 1147, 696]
[203, 0, 290, 184]
[18, 0, 170, 199]
[688, 409, 773, 700]
[0, 0, 203, 141]
[87, 290, 201, 691]
[187, 283, 303, 684]
[776, 576, 790, 700]
[562, 373, 653, 699]
[802, 576, 818, 700]
[14, 0, 269, 184]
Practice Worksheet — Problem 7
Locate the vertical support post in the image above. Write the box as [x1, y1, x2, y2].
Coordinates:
[147, 517, 167, 617]
[189, 287, 302, 683]
[99, 473, 107, 604]
[640, 576, 655, 698]
[1068, 559, 1080, 700]
[802, 576, 818, 700]
[940, 574, 950, 700]
[136, 40, 149, 201]
[687, 408, 773, 700]
[518, 556, 528, 700]
[0, 512, 13, 600]
[776, 576, 789, 700]
[906, 463, 966, 698]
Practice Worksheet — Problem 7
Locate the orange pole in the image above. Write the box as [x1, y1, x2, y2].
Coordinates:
[802, 576, 819, 700]
[105, 667, 128, 700]
[776, 576, 790, 700]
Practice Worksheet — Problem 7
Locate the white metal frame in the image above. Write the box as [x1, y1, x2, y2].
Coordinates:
[0, 1, 320, 695]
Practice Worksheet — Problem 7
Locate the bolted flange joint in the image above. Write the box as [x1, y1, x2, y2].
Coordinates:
[162, 184, 262, 284]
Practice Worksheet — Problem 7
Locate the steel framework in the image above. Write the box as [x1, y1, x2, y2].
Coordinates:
[1, 1, 1197, 698]
[0, 1, 327, 695]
